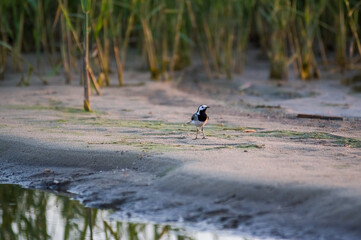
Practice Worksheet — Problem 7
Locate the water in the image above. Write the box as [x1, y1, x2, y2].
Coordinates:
[0, 184, 258, 240]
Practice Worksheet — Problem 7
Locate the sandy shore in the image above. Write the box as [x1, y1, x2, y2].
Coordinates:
[1, 71, 361, 239]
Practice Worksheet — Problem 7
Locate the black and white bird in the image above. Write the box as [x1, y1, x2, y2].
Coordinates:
[188, 104, 210, 139]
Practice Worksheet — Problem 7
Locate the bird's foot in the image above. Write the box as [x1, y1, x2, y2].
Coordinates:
[202, 136, 207, 139]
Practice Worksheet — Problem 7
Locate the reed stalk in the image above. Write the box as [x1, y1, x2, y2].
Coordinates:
[235, 0, 255, 74]
[296, 0, 325, 80]
[95, 0, 111, 85]
[141, 17, 159, 79]
[0, 15, 7, 80]
[74, 4, 83, 71]
[87, 64, 101, 95]
[93, 23, 110, 86]
[169, 0, 184, 80]
[12, 3, 25, 72]
[103, 20, 110, 83]
[113, 39, 124, 86]
[259, 0, 292, 80]
[59, 1, 82, 51]
[64, 0, 73, 81]
[59, 0, 72, 84]
[82, 0, 91, 112]
[203, 20, 220, 78]
[108, 0, 123, 86]
[335, 0, 347, 72]
[344, 0, 361, 60]
[33, 0, 42, 67]
[121, 0, 136, 70]
[185, 0, 212, 79]
[109, 0, 137, 86]
[316, 29, 328, 66]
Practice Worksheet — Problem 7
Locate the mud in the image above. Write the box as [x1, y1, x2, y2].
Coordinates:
[0, 61, 361, 239]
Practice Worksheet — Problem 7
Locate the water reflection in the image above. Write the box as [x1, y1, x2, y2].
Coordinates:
[0, 184, 247, 240]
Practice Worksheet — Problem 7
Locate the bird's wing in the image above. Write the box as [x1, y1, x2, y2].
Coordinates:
[191, 113, 197, 121]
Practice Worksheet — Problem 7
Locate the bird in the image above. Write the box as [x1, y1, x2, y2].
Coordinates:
[188, 104, 210, 139]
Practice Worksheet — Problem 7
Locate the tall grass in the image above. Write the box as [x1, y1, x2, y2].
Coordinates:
[257, 0, 293, 80]
[0, 0, 361, 85]
[290, 0, 326, 80]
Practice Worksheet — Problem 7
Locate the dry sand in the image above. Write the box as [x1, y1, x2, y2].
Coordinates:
[0, 65, 361, 239]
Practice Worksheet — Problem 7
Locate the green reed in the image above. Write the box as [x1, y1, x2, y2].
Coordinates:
[0, 0, 361, 84]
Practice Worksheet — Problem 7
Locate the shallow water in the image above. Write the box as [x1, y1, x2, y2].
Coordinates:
[0, 184, 262, 240]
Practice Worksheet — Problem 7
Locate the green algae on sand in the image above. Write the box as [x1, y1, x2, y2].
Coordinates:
[255, 130, 361, 148]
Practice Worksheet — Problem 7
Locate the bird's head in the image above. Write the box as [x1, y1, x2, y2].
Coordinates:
[197, 104, 209, 113]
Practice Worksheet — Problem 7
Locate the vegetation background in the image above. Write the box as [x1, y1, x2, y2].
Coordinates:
[0, 0, 361, 109]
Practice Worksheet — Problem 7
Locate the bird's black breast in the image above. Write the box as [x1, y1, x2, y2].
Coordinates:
[198, 112, 208, 122]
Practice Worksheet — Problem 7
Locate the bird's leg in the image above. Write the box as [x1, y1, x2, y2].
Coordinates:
[202, 127, 206, 139]
[194, 127, 199, 140]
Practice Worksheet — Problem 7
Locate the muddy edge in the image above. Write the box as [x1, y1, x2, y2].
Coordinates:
[1, 136, 361, 240]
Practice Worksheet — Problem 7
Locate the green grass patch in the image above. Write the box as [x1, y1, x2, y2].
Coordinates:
[256, 130, 361, 148]
[5, 104, 95, 114]
[87, 137, 264, 152]
[87, 138, 187, 152]
[82, 119, 263, 140]
[204, 143, 263, 151]
[4, 104, 106, 115]
[54, 119, 67, 123]
[82, 118, 259, 132]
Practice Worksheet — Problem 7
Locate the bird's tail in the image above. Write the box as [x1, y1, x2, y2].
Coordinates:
[186, 120, 192, 124]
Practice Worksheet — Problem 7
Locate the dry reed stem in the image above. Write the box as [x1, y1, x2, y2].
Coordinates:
[83, 0, 91, 112]
[13, 8, 24, 72]
[92, 22, 110, 86]
[121, 3, 136, 69]
[185, 0, 212, 79]
[169, 0, 185, 80]
[113, 41, 124, 86]
[87, 65, 102, 95]
[59, 2, 72, 84]
[203, 20, 220, 78]
[141, 18, 159, 79]
[344, 0, 361, 58]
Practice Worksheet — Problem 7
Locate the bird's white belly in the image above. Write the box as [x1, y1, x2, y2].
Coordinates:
[191, 120, 204, 127]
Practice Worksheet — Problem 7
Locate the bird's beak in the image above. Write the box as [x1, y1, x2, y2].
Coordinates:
[207, 106, 210, 108]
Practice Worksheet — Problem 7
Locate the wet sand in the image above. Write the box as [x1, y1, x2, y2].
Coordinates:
[0, 67, 361, 239]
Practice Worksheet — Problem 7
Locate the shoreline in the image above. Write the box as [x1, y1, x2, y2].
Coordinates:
[1, 134, 361, 240]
